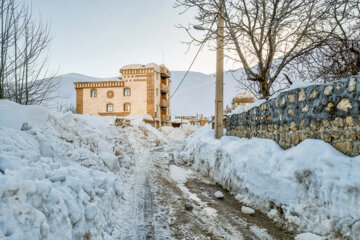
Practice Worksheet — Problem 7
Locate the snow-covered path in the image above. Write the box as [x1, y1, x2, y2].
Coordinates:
[127, 143, 295, 240]
[127, 147, 157, 239]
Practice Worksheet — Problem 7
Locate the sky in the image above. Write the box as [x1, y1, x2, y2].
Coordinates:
[30, 0, 220, 78]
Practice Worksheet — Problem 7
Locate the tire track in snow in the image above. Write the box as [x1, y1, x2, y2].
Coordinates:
[127, 148, 155, 240]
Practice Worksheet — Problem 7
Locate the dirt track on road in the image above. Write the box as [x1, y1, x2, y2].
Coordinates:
[148, 145, 295, 240]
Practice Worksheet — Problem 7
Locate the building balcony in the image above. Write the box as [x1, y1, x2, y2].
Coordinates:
[161, 115, 171, 121]
[160, 99, 169, 108]
[160, 66, 171, 78]
[160, 83, 169, 94]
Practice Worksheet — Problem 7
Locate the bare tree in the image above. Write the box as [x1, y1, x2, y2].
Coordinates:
[288, 0, 360, 83]
[0, 0, 15, 99]
[175, 0, 333, 98]
[0, 0, 56, 104]
[57, 103, 76, 113]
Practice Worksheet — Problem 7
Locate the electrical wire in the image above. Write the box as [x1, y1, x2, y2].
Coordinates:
[170, 17, 217, 99]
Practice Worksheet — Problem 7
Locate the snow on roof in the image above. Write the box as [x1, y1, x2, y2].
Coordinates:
[121, 63, 162, 71]
[234, 91, 256, 100]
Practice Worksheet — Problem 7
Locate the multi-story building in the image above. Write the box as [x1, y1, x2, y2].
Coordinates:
[74, 63, 171, 128]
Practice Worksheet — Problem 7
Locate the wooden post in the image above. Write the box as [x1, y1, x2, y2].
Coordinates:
[215, 1, 224, 139]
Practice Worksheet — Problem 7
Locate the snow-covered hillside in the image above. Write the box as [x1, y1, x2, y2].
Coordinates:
[171, 71, 241, 116]
[47, 70, 243, 116]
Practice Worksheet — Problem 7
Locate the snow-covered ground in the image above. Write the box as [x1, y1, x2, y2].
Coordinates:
[0, 100, 170, 239]
[160, 125, 198, 142]
[177, 124, 360, 239]
[3, 97, 359, 239]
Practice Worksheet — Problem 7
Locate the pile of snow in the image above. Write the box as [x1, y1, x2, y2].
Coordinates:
[124, 114, 154, 126]
[169, 165, 192, 184]
[295, 232, 326, 240]
[214, 191, 224, 199]
[177, 124, 360, 239]
[241, 206, 255, 215]
[0, 100, 163, 239]
[0, 100, 50, 129]
[160, 125, 198, 142]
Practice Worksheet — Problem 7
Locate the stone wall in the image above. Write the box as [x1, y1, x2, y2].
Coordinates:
[226, 76, 360, 156]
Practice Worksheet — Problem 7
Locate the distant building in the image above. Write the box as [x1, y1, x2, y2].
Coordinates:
[172, 115, 209, 128]
[74, 63, 171, 128]
[232, 91, 256, 109]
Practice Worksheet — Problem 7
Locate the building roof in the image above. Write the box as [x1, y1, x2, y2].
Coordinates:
[232, 91, 256, 104]
[121, 63, 162, 71]
[74, 81, 124, 89]
[234, 91, 256, 99]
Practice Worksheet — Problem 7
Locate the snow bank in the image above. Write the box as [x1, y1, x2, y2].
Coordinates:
[160, 125, 198, 142]
[0, 100, 163, 239]
[295, 232, 326, 240]
[178, 124, 360, 239]
[0, 100, 50, 130]
[125, 114, 154, 126]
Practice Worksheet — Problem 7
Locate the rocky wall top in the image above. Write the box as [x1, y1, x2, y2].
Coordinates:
[227, 76, 359, 128]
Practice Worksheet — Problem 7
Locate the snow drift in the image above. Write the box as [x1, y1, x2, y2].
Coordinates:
[0, 100, 163, 239]
[178, 124, 360, 239]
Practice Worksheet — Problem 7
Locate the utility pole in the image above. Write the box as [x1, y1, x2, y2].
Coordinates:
[215, 1, 224, 139]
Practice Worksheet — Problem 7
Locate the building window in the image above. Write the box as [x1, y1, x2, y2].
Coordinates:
[91, 89, 97, 97]
[156, 88, 159, 96]
[124, 88, 131, 96]
[124, 103, 131, 112]
[107, 103, 113, 112]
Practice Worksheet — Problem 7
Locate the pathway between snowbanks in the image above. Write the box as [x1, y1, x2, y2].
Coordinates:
[177, 124, 360, 239]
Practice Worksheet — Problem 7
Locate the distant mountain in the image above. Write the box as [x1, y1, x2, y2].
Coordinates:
[47, 71, 244, 116]
[47, 73, 117, 108]
[171, 71, 243, 116]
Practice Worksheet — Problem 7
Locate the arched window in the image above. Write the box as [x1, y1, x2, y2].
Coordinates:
[124, 88, 131, 96]
[91, 89, 97, 97]
[107, 103, 113, 112]
[124, 103, 131, 112]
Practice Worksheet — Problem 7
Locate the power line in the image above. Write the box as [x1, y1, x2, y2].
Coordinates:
[170, 18, 217, 99]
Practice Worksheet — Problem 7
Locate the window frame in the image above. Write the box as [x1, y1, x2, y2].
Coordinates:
[123, 102, 131, 112]
[91, 89, 97, 98]
[107, 103, 114, 112]
[124, 88, 131, 96]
